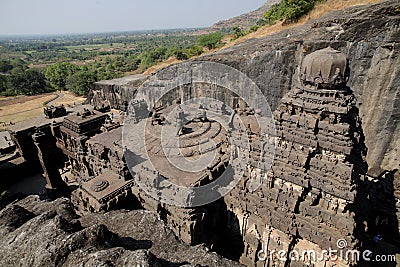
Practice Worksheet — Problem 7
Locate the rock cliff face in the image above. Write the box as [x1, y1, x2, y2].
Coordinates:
[86, 75, 148, 111]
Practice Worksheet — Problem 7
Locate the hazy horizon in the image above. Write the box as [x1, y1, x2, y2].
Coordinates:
[0, 28, 202, 38]
[0, 0, 266, 36]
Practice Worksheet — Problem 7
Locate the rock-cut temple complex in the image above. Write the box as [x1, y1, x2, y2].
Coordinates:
[5, 47, 399, 266]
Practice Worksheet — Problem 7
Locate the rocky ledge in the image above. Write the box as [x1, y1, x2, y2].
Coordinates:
[0, 195, 242, 267]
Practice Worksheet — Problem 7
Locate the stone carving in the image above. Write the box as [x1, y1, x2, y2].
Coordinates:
[300, 47, 348, 88]
[44, 105, 67, 119]
[32, 130, 67, 198]
[126, 99, 149, 124]
[220, 47, 370, 265]
[90, 179, 109, 192]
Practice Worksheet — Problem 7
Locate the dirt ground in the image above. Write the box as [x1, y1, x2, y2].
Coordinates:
[0, 92, 85, 131]
[0, 94, 55, 107]
[52, 91, 86, 107]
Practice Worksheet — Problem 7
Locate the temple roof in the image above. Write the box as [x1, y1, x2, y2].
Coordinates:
[301, 47, 348, 88]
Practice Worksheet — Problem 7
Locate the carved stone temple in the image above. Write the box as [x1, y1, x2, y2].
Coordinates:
[6, 47, 398, 266]
[224, 47, 368, 266]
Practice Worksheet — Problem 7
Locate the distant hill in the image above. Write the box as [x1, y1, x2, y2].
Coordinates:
[197, 0, 281, 34]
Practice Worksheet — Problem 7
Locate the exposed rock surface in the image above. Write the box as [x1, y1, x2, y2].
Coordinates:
[0, 195, 242, 267]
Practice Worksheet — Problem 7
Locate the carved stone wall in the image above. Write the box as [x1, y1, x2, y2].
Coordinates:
[87, 75, 148, 111]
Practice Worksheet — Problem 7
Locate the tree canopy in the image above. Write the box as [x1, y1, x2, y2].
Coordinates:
[197, 32, 225, 50]
[65, 67, 97, 96]
[8, 69, 47, 95]
[45, 62, 79, 91]
[0, 60, 49, 96]
[232, 27, 246, 40]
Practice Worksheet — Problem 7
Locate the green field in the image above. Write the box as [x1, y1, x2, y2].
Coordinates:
[64, 43, 126, 50]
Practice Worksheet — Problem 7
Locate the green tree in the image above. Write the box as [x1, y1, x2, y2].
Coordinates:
[8, 59, 28, 75]
[264, 0, 320, 24]
[65, 67, 96, 96]
[45, 62, 78, 91]
[186, 45, 204, 57]
[0, 75, 8, 94]
[249, 25, 260, 33]
[256, 18, 267, 27]
[140, 53, 156, 70]
[264, 3, 285, 24]
[9, 69, 47, 95]
[139, 48, 168, 70]
[0, 61, 13, 73]
[175, 50, 188, 60]
[197, 32, 225, 50]
[10, 58, 28, 70]
[96, 66, 118, 81]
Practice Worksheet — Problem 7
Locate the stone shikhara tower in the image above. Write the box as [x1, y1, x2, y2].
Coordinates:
[225, 47, 368, 266]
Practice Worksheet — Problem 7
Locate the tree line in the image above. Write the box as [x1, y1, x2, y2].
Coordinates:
[0, 59, 47, 96]
[0, 31, 226, 97]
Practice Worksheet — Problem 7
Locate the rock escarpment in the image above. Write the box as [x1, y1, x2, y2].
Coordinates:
[86, 74, 148, 112]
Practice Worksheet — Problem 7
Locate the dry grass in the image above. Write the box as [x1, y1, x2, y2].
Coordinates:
[52, 91, 86, 106]
[0, 94, 52, 107]
[226, 0, 383, 47]
[0, 91, 85, 131]
[0, 94, 57, 130]
[142, 57, 183, 75]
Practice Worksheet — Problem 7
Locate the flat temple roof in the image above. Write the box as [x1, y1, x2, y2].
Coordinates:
[94, 74, 148, 87]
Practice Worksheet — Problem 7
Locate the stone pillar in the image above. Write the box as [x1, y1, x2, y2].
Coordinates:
[32, 130, 67, 199]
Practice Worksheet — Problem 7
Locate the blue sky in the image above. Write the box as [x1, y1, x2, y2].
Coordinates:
[0, 0, 267, 35]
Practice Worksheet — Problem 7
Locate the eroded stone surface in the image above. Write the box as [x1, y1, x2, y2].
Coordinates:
[0, 196, 242, 267]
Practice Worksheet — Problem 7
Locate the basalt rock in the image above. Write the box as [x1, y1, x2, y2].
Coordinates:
[0, 196, 242, 267]
[86, 75, 148, 112]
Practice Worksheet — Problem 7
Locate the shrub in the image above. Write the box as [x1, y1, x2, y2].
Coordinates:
[264, 0, 322, 25]
[175, 51, 188, 60]
[232, 27, 246, 40]
[249, 25, 260, 33]
[187, 45, 204, 57]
